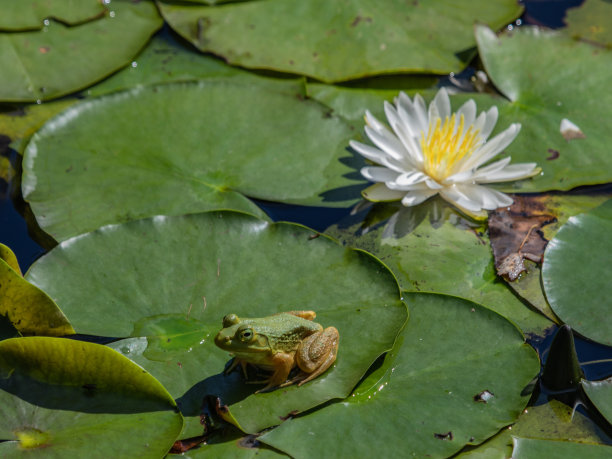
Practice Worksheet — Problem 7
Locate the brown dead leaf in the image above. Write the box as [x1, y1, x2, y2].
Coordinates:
[488, 195, 557, 281]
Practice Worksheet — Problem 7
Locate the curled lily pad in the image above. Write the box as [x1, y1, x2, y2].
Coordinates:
[0, 336, 182, 457]
[260, 293, 539, 458]
[0, 0, 162, 102]
[22, 80, 361, 242]
[0, 245, 73, 336]
[475, 25, 612, 192]
[158, 0, 522, 82]
[27, 211, 406, 436]
[542, 199, 612, 345]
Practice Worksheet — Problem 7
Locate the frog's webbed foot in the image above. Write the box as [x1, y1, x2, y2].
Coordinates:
[253, 352, 295, 393]
[294, 326, 339, 386]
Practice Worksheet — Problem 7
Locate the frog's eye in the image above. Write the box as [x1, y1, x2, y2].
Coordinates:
[223, 314, 240, 327]
[238, 327, 255, 343]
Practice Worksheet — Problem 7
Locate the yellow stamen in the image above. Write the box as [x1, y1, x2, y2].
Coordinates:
[421, 114, 481, 182]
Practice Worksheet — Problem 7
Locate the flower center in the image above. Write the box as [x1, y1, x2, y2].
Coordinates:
[420, 114, 481, 183]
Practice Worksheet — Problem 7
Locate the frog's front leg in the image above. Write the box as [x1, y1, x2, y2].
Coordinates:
[294, 326, 339, 386]
[255, 352, 295, 393]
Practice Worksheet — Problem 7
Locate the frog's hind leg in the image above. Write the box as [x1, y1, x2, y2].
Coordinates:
[294, 327, 339, 386]
[254, 352, 295, 393]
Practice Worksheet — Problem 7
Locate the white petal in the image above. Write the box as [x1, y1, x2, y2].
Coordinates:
[462, 123, 521, 170]
[454, 184, 513, 210]
[364, 110, 388, 134]
[401, 189, 439, 207]
[361, 166, 401, 183]
[471, 156, 512, 177]
[364, 125, 406, 162]
[443, 169, 476, 184]
[395, 170, 428, 186]
[479, 106, 499, 140]
[386, 181, 432, 192]
[362, 183, 406, 202]
[560, 118, 586, 140]
[349, 140, 387, 164]
[456, 99, 477, 128]
[439, 186, 482, 212]
[428, 87, 451, 122]
[391, 121, 423, 166]
[397, 92, 428, 135]
[473, 162, 539, 183]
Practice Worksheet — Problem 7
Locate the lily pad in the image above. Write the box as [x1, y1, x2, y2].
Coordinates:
[582, 378, 612, 426]
[0, 0, 105, 31]
[327, 198, 552, 335]
[511, 438, 612, 459]
[0, 246, 73, 336]
[0, 0, 162, 102]
[0, 242, 21, 274]
[0, 336, 182, 457]
[475, 25, 612, 192]
[22, 79, 361, 242]
[260, 292, 539, 458]
[565, 0, 612, 47]
[26, 211, 406, 436]
[542, 199, 612, 345]
[158, 0, 522, 82]
[457, 399, 610, 458]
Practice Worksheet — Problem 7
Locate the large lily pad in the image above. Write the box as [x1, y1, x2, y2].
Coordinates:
[260, 292, 539, 458]
[511, 438, 612, 459]
[22, 79, 362, 242]
[327, 198, 552, 335]
[0, 244, 73, 336]
[0, 0, 105, 31]
[582, 378, 612, 426]
[0, 0, 162, 102]
[476, 25, 612, 192]
[542, 199, 612, 345]
[0, 336, 182, 457]
[26, 211, 406, 436]
[158, 0, 522, 82]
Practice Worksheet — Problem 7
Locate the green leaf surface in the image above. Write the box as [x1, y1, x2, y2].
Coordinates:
[476, 25, 612, 192]
[457, 400, 610, 458]
[511, 438, 612, 459]
[260, 293, 539, 458]
[0, 0, 105, 31]
[171, 429, 288, 458]
[22, 79, 364, 242]
[582, 378, 612, 426]
[158, 0, 522, 82]
[326, 198, 552, 335]
[0, 242, 21, 274]
[0, 0, 162, 102]
[542, 199, 612, 345]
[565, 0, 612, 47]
[27, 211, 406, 436]
[0, 255, 73, 336]
[0, 336, 182, 458]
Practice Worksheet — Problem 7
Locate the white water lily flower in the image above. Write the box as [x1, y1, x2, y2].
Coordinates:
[350, 88, 540, 216]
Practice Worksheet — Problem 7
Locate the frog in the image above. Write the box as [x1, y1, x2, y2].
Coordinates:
[214, 310, 339, 392]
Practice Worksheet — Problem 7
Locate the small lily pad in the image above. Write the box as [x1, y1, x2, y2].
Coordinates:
[0, 0, 162, 102]
[565, 0, 612, 47]
[158, 0, 522, 82]
[542, 199, 612, 345]
[260, 293, 539, 458]
[0, 0, 105, 31]
[27, 211, 406, 436]
[511, 438, 612, 459]
[0, 336, 183, 457]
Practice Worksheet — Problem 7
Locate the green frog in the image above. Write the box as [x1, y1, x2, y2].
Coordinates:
[214, 310, 339, 392]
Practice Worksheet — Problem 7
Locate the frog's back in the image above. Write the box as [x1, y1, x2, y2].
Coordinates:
[251, 313, 322, 352]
